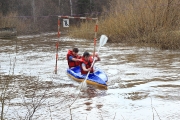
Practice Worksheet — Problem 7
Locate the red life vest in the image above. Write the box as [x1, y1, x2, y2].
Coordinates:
[80, 56, 94, 74]
[67, 50, 81, 68]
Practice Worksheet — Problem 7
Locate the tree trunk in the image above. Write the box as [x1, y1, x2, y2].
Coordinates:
[32, 0, 36, 23]
[70, 0, 73, 16]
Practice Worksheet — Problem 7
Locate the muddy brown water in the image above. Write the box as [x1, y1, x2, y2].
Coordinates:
[0, 33, 180, 120]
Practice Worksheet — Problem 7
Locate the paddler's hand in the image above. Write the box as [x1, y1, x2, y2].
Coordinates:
[94, 52, 100, 61]
[95, 52, 99, 57]
[77, 59, 82, 62]
[86, 68, 91, 72]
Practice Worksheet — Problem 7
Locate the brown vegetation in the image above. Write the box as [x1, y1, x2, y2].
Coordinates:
[0, 12, 57, 35]
[70, 0, 180, 50]
[69, 20, 96, 39]
[0, 0, 109, 35]
[1, 0, 180, 50]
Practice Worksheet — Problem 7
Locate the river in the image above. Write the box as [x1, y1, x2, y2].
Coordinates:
[0, 33, 180, 120]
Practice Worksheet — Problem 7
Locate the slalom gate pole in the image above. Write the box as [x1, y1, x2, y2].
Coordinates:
[55, 18, 60, 74]
[93, 19, 98, 58]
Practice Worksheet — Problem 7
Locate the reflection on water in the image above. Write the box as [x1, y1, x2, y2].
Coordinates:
[0, 33, 180, 120]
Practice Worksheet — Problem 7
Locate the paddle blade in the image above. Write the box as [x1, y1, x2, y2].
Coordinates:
[99, 35, 108, 47]
[78, 80, 88, 91]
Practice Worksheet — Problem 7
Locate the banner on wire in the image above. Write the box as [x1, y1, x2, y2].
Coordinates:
[63, 19, 69, 27]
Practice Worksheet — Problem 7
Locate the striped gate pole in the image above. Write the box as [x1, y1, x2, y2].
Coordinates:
[93, 19, 98, 58]
[55, 18, 60, 74]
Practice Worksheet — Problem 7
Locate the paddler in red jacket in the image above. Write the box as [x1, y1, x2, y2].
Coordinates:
[67, 48, 81, 68]
[80, 51, 100, 75]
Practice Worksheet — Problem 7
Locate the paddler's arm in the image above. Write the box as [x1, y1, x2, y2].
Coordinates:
[82, 63, 91, 72]
[69, 56, 81, 62]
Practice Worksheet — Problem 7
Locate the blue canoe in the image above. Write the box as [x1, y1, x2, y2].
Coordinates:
[67, 66, 108, 89]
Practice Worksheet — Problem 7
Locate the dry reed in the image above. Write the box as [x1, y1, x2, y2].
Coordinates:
[70, 0, 180, 50]
[69, 20, 96, 40]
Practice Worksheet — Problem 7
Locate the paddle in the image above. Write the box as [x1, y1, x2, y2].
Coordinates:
[79, 35, 108, 91]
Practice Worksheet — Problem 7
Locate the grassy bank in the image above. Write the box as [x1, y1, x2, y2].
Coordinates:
[68, 21, 96, 40]
[70, 0, 180, 50]
[0, 12, 57, 35]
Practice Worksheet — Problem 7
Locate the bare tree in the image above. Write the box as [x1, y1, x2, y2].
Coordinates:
[70, 0, 73, 16]
[32, 0, 36, 23]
